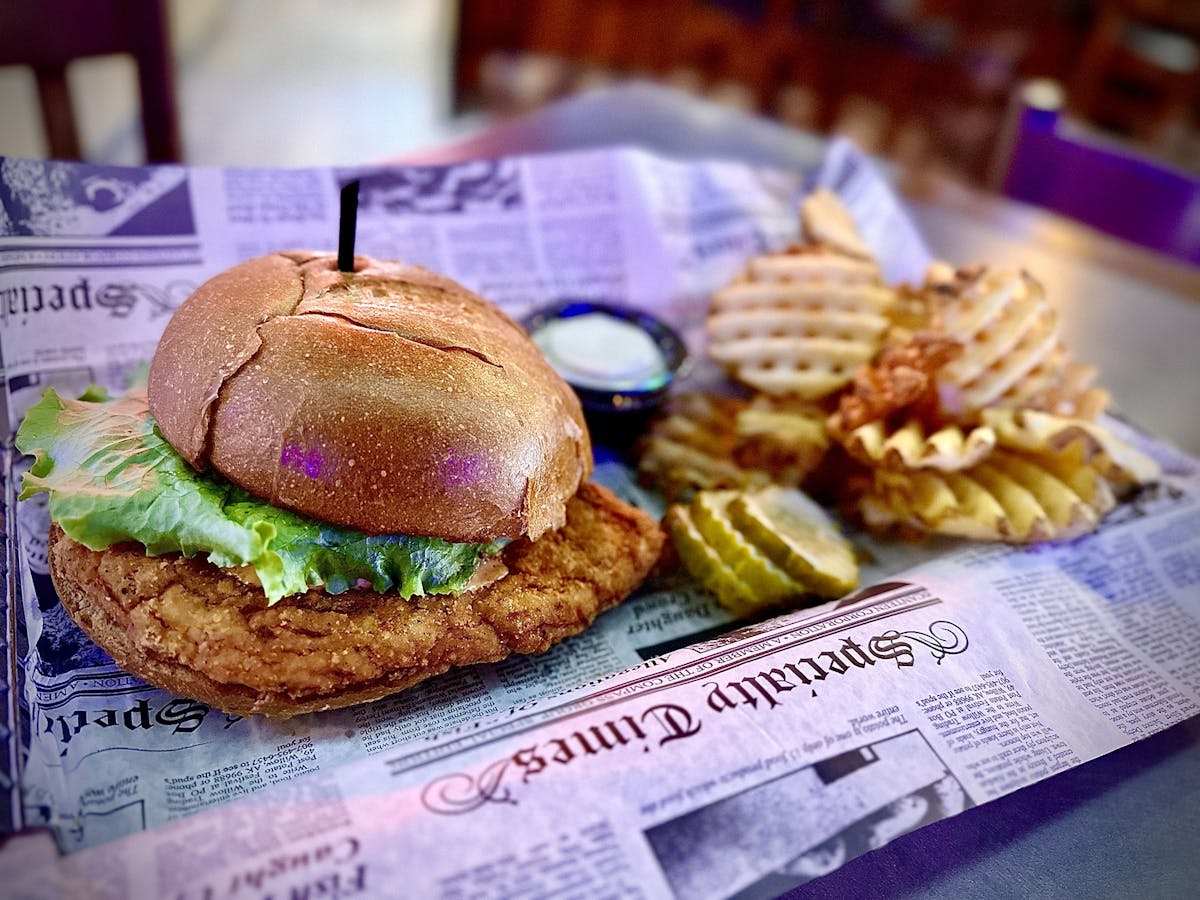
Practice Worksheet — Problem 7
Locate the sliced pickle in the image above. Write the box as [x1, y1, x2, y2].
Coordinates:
[691, 491, 807, 606]
[665, 505, 758, 615]
[729, 486, 858, 597]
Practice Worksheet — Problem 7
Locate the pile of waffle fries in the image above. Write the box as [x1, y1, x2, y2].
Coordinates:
[637, 190, 1159, 612]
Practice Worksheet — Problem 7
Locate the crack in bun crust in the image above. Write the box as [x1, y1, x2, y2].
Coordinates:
[49, 483, 665, 718]
[147, 251, 591, 542]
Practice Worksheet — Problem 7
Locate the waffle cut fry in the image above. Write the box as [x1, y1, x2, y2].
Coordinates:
[731, 394, 829, 483]
[922, 264, 1109, 420]
[801, 188, 874, 260]
[856, 448, 1120, 543]
[636, 393, 764, 502]
[824, 332, 1001, 472]
[838, 418, 997, 471]
[636, 392, 828, 502]
[707, 194, 895, 400]
[984, 408, 1160, 489]
[853, 406, 1159, 544]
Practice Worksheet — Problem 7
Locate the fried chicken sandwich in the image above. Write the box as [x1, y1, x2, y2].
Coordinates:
[17, 251, 664, 717]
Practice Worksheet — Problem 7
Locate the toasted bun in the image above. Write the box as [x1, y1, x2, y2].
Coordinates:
[48, 483, 665, 717]
[148, 251, 591, 542]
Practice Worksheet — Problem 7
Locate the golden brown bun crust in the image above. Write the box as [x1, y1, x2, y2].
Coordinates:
[49, 483, 665, 718]
[148, 251, 590, 542]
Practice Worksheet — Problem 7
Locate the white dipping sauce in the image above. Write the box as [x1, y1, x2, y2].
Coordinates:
[533, 312, 668, 391]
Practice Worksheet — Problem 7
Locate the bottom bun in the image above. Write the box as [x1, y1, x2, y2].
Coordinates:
[49, 482, 664, 718]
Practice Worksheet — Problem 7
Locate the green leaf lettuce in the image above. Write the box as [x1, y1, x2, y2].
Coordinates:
[15, 388, 498, 604]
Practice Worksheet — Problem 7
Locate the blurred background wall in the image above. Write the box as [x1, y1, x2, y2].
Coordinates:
[0, 0, 1197, 184]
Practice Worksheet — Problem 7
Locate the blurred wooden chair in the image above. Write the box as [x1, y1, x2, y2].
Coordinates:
[454, 0, 754, 113]
[452, 0, 1089, 183]
[1067, 0, 1200, 148]
[0, 0, 180, 162]
[996, 80, 1200, 265]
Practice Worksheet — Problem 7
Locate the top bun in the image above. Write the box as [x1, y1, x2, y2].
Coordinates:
[148, 251, 591, 542]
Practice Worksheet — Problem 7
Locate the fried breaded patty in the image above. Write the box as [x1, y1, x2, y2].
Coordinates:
[49, 482, 664, 718]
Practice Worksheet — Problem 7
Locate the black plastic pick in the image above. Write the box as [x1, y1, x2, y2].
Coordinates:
[337, 179, 360, 272]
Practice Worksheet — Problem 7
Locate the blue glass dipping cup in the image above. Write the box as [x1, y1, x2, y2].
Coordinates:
[522, 300, 689, 452]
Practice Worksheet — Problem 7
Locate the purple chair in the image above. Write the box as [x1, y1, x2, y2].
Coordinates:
[998, 82, 1200, 266]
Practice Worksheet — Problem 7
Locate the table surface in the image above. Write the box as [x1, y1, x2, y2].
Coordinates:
[403, 83, 1200, 899]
